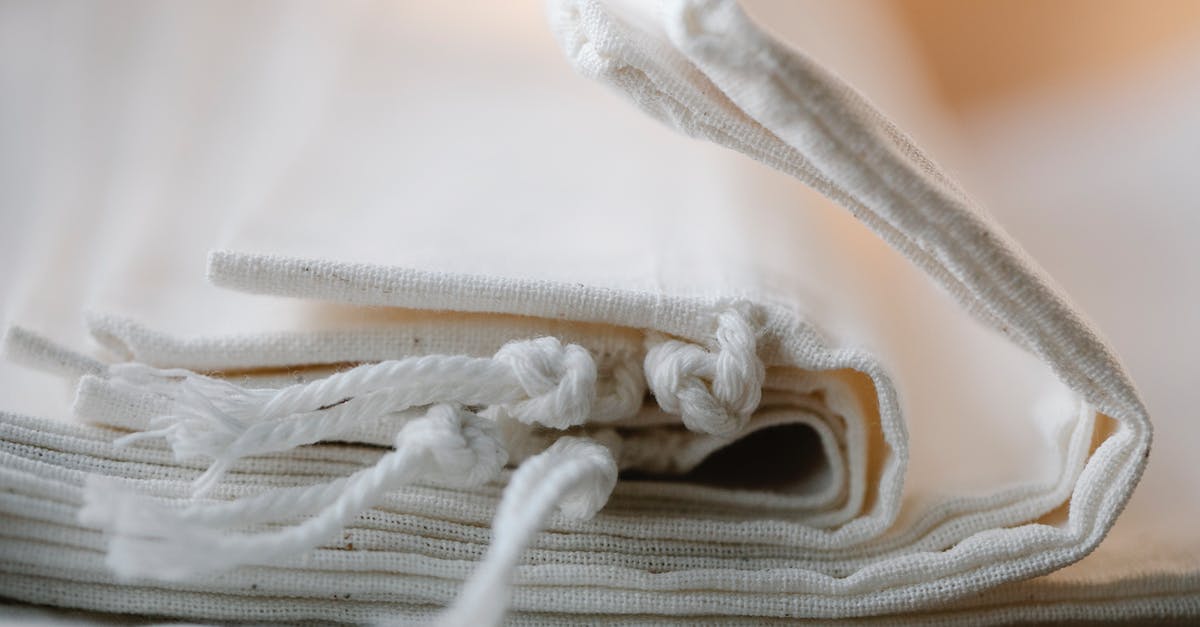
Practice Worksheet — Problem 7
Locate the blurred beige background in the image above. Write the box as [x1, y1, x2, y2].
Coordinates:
[891, 0, 1200, 113]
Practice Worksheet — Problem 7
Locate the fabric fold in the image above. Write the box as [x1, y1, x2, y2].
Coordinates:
[0, 0, 1167, 623]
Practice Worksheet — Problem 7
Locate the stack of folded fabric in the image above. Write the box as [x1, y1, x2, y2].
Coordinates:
[0, 0, 1191, 624]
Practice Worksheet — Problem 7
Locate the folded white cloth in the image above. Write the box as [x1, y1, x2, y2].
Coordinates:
[0, 0, 1191, 624]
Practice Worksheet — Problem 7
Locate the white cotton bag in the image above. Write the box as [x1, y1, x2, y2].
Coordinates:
[0, 0, 1160, 623]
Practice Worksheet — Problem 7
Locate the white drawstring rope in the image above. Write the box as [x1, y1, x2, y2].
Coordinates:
[108, 337, 601, 493]
[435, 436, 618, 627]
[80, 412, 618, 627]
[644, 305, 765, 436]
[589, 355, 645, 423]
[71, 307, 759, 623]
[79, 404, 506, 581]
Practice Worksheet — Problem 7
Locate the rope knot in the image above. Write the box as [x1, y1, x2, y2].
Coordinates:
[644, 304, 765, 436]
[399, 404, 507, 488]
[495, 337, 597, 429]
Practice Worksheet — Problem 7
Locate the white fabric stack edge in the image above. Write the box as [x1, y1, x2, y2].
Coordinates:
[0, 411, 1193, 625]
[0, 0, 1191, 624]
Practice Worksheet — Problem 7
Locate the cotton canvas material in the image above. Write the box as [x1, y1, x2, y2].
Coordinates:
[0, 412, 1195, 624]
[0, 0, 1190, 624]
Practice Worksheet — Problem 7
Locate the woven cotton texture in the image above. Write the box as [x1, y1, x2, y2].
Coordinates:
[0, 0, 1184, 624]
